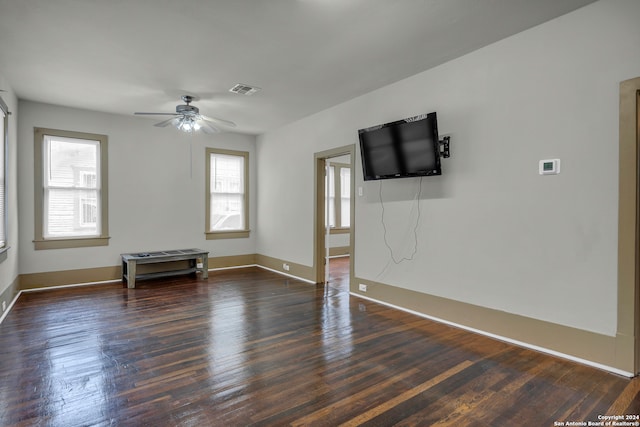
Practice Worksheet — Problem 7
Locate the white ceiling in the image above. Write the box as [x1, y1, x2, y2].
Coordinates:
[0, 0, 597, 135]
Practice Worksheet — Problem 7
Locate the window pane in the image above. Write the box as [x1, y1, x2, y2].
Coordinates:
[328, 166, 335, 197]
[328, 198, 335, 227]
[340, 198, 350, 227]
[209, 152, 246, 232]
[340, 167, 350, 227]
[210, 193, 244, 231]
[326, 166, 335, 227]
[340, 168, 350, 197]
[211, 153, 243, 194]
[46, 136, 99, 188]
[45, 188, 99, 237]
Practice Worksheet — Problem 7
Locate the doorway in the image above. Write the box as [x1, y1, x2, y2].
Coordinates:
[313, 145, 356, 288]
[325, 156, 351, 290]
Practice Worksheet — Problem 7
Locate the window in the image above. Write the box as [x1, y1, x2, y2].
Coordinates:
[206, 148, 249, 239]
[326, 163, 351, 230]
[327, 166, 335, 227]
[340, 167, 351, 228]
[34, 128, 109, 250]
[0, 97, 7, 255]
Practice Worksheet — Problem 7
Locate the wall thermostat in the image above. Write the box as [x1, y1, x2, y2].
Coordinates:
[539, 159, 561, 175]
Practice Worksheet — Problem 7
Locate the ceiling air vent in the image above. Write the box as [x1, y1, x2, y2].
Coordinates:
[229, 83, 261, 96]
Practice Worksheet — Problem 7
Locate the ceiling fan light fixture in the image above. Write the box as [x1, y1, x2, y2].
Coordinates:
[178, 115, 199, 133]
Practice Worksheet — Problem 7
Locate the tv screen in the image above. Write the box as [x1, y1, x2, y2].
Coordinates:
[358, 112, 441, 181]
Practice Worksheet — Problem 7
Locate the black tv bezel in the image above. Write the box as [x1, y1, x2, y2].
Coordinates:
[358, 112, 441, 181]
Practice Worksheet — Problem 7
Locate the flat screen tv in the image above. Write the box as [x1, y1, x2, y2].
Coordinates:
[358, 112, 441, 181]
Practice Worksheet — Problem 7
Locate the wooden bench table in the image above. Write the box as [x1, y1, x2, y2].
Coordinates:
[121, 249, 209, 288]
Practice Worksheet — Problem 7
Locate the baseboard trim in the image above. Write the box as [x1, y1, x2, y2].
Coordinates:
[351, 292, 633, 377]
[21, 266, 121, 290]
[256, 265, 316, 284]
[255, 254, 315, 283]
[0, 292, 19, 326]
[21, 279, 122, 292]
[0, 276, 20, 325]
[329, 246, 350, 257]
[209, 254, 257, 269]
[209, 264, 258, 272]
[16, 254, 316, 291]
[352, 276, 635, 377]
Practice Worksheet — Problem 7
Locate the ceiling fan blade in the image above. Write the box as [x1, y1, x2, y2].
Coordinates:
[154, 117, 180, 128]
[201, 115, 236, 128]
[134, 112, 177, 116]
[198, 121, 221, 134]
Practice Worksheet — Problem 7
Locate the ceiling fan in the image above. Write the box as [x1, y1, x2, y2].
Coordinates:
[134, 95, 236, 134]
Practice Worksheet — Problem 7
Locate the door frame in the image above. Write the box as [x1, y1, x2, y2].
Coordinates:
[618, 77, 640, 374]
[313, 145, 356, 284]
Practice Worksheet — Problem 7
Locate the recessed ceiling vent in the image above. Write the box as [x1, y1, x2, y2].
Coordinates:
[229, 83, 261, 96]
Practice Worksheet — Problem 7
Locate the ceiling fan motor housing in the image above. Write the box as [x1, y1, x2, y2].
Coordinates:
[176, 104, 199, 115]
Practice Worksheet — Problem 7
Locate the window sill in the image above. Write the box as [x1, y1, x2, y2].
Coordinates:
[34, 236, 110, 250]
[206, 230, 250, 240]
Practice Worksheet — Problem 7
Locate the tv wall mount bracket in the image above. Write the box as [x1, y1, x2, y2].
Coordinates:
[439, 136, 450, 158]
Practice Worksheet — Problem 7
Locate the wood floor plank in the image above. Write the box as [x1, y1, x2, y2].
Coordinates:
[0, 257, 638, 426]
[338, 360, 473, 427]
[288, 367, 421, 426]
[608, 378, 640, 414]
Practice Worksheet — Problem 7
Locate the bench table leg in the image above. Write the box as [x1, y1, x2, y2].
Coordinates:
[202, 255, 209, 279]
[127, 260, 137, 289]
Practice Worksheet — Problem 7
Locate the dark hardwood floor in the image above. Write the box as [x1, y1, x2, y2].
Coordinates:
[1, 257, 638, 426]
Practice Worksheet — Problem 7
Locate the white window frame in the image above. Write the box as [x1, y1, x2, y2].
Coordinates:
[205, 148, 250, 239]
[34, 128, 109, 250]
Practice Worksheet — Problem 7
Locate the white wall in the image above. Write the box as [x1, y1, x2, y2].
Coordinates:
[18, 101, 257, 274]
[256, 0, 640, 336]
[0, 73, 20, 296]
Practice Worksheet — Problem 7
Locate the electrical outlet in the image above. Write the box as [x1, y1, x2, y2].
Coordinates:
[358, 284, 367, 292]
[283, 263, 290, 271]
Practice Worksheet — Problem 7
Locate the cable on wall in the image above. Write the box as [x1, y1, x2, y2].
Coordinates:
[379, 176, 423, 265]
